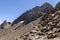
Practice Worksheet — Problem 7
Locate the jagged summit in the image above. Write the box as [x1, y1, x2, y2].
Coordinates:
[40, 2, 53, 13]
[0, 20, 11, 29]
[3, 20, 8, 25]
[55, 2, 60, 9]
[41, 2, 52, 7]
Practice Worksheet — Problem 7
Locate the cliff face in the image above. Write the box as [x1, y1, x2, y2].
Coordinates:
[12, 2, 53, 26]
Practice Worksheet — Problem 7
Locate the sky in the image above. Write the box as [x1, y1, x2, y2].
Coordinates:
[0, 0, 60, 24]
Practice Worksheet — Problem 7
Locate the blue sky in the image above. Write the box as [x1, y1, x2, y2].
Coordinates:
[0, 0, 60, 24]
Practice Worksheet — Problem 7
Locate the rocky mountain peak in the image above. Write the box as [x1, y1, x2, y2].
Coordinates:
[3, 20, 8, 25]
[40, 2, 53, 13]
[41, 2, 52, 7]
[12, 2, 53, 26]
[55, 2, 60, 9]
[0, 20, 11, 29]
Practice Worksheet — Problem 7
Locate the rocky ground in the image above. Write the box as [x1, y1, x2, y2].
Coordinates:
[18, 8, 60, 40]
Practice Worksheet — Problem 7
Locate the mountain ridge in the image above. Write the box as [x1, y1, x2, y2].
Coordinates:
[12, 2, 53, 26]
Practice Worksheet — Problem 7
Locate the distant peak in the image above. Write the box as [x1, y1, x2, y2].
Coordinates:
[3, 20, 8, 23]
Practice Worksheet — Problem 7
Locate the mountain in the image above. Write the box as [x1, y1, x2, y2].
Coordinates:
[55, 2, 60, 10]
[0, 20, 11, 29]
[12, 2, 53, 26]
[40, 2, 53, 13]
[51, 2, 60, 13]
[1, 2, 60, 40]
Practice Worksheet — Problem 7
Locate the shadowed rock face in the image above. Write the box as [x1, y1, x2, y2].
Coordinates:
[51, 2, 60, 14]
[55, 2, 60, 9]
[12, 2, 53, 26]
